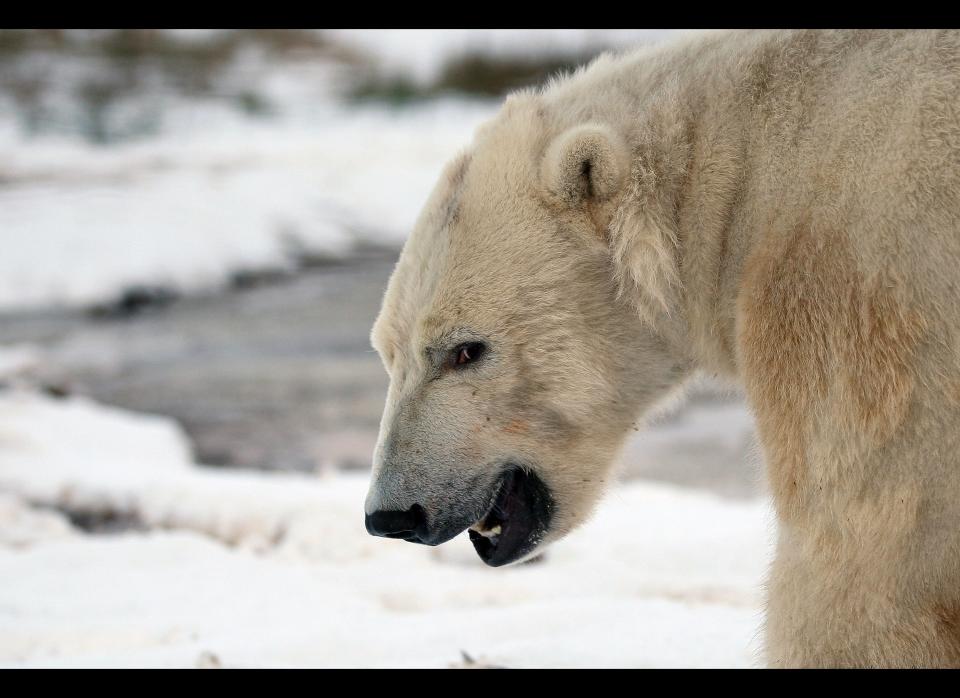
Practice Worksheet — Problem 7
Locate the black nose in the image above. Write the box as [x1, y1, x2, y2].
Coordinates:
[365, 504, 427, 541]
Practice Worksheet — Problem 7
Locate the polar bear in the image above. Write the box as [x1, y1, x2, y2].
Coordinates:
[363, 29, 960, 667]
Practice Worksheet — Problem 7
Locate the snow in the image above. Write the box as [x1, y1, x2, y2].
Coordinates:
[0, 99, 495, 311]
[0, 344, 41, 382]
[0, 29, 692, 313]
[0, 388, 774, 667]
[0, 493, 75, 548]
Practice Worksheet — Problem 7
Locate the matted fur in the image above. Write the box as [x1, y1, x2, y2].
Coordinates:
[367, 29, 960, 667]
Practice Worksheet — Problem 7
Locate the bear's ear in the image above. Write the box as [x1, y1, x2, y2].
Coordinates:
[540, 124, 630, 207]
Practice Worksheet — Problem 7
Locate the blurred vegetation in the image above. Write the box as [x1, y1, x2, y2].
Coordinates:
[0, 29, 369, 144]
[0, 30, 617, 143]
[0, 28, 365, 85]
[347, 49, 605, 105]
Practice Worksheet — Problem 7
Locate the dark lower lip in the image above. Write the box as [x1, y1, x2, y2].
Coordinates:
[469, 466, 553, 567]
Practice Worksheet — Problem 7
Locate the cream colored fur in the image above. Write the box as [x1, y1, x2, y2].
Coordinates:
[367, 29, 960, 667]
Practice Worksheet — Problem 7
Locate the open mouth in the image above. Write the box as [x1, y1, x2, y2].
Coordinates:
[468, 466, 553, 567]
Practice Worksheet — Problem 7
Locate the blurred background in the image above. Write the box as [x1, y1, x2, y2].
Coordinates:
[0, 29, 771, 668]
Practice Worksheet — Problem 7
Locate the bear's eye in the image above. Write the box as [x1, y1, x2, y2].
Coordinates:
[451, 342, 486, 368]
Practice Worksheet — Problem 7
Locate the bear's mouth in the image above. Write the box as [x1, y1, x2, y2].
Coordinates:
[468, 466, 553, 567]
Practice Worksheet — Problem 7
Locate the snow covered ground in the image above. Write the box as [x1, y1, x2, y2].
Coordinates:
[0, 99, 495, 311]
[0, 29, 688, 312]
[0, 383, 773, 668]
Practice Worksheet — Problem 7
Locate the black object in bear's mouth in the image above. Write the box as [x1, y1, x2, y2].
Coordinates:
[468, 466, 553, 567]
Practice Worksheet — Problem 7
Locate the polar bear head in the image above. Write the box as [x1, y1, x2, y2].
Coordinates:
[365, 94, 690, 566]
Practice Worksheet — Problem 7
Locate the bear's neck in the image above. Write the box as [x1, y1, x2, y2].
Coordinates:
[545, 30, 797, 377]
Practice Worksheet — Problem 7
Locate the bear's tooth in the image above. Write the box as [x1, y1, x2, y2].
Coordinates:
[469, 523, 502, 538]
